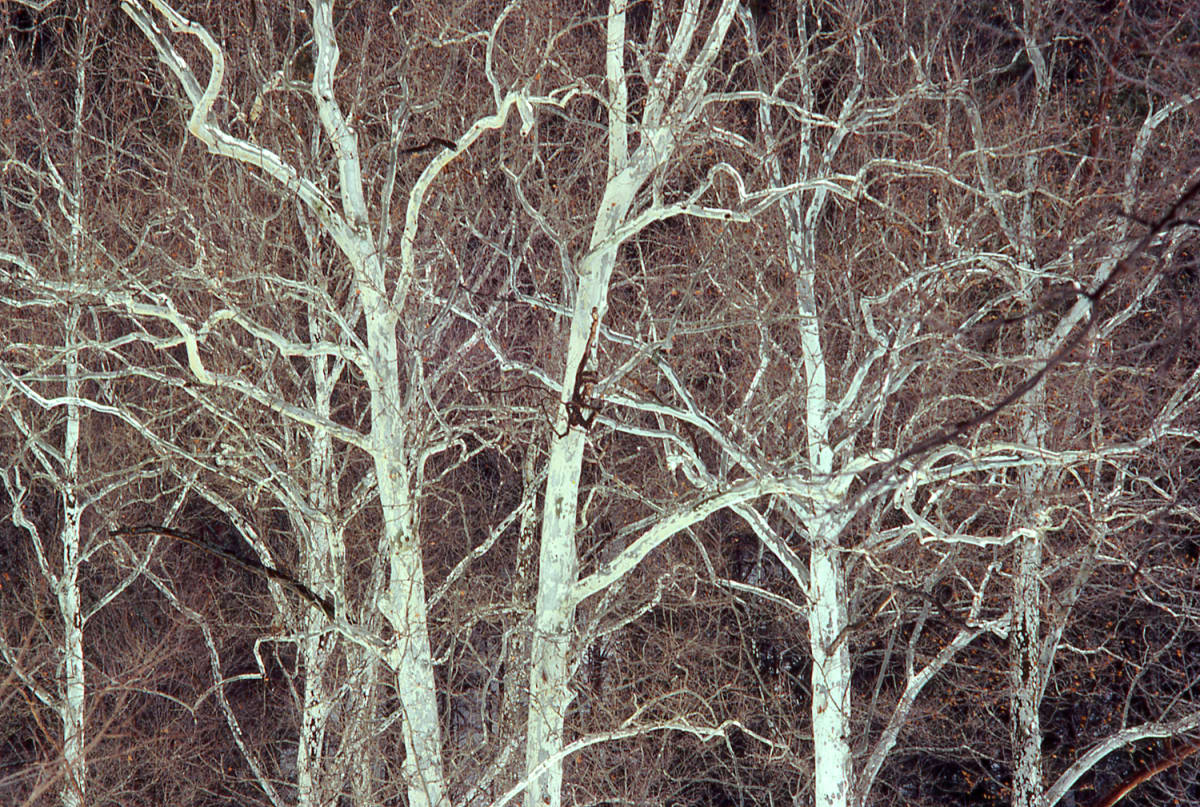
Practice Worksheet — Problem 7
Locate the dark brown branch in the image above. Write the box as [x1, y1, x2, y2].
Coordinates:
[1087, 737, 1200, 807]
[113, 526, 336, 620]
[864, 178, 1200, 488]
[557, 307, 602, 437]
[399, 137, 456, 155]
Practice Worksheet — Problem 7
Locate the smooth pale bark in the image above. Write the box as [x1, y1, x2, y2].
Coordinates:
[310, 3, 448, 801]
[789, 195, 851, 807]
[120, 2, 576, 804]
[525, 140, 661, 807]
[523, 4, 739, 805]
[58, 310, 87, 807]
[1008, 14, 1053, 800]
[746, 4, 865, 797]
[294, 351, 351, 807]
[120, 2, 448, 803]
[343, 134, 447, 807]
[59, 25, 91, 802]
[807, 538, 851, 807]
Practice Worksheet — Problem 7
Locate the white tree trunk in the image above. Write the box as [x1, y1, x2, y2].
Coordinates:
[118, 3, 451, 802]
[58, 312, 87, 807]
[366, 299, 446, 807]
[296, 350, 340, 807]
[1010, 515, 1045, 807]
[748, 3, 864, 795]
[524, 5, 739, 803]
[524, 165, 643, 807]
[790, 198, 851, 807]
[808, 533, 852, 807]
[295, 626, 336, 807]
[60, 29, 91, 800]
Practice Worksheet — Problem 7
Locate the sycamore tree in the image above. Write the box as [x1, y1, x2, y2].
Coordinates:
[947, 4, 1200, 806]
[0, 5, 176, 804]
[516, 2, 1199, 807]
[15, 0, 774, 805]
[106, 2, 848, 806]
[738, 3, 1198, 806]
[2, 1, 1199, 807]
[100, 0, 522, 803]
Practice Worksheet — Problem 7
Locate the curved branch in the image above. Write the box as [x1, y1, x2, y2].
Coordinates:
[1043, 712, 1200, 807]
[114, 525, 336, 620]
[1086, 737, 1200, 807]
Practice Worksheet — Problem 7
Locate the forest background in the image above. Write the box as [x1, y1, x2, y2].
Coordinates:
[2, 1, 1199, 806]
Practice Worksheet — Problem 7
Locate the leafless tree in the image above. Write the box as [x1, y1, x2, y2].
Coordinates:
[2, 2, 1198, 807]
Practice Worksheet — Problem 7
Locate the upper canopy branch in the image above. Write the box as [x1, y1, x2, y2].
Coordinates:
[121, 0, 348, 246]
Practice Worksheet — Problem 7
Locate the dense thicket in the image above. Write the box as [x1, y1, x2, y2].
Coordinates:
[2, 1, 1198, 806]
